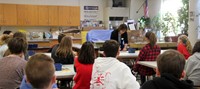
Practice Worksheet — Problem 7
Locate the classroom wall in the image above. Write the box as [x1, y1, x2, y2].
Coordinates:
[188, 0, 200, 46]
[130, 0, 161, 21]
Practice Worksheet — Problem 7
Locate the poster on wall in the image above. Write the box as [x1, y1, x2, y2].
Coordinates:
[84, 6, 99, 20]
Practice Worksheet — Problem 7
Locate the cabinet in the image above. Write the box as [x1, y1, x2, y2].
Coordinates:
[0, 4, 17, 25]
[59, 6, 80, 26]
[1, 4, 80, 26]
[48, 6, 59, 26]
[17, 5, 38, 26]
[38, 6, 59, 26]
[0, 4, 3, 25]
[69, 6, 80, 26]
[58, 6, 70, 26]
[38, 6, 49, 26]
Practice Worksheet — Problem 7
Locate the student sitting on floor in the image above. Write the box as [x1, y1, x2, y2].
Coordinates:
[25, 54, 57, 89]
[185, 41, 200, 86]
[73, 42, 96, 89]
[141, 50, 194, 89]
[90, 40, 140, 89]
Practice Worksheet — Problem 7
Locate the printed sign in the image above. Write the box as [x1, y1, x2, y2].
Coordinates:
[84, 6, 99, 20]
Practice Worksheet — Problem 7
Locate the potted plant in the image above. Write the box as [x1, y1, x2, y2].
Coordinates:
[151, 14, 162, 34]
[138, 16, 151, 29]
[178, 0, 189, 36]
[161, 12, 179, 42]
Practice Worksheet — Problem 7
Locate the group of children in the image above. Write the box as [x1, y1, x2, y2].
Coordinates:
[0, 30, 199, 89]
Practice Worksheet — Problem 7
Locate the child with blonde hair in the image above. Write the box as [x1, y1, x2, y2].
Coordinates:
[0, 34, 12, 59]
[177, 35, 192, 59]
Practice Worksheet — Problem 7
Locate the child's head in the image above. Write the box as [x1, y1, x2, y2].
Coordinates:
[13, 31, 27, 40]
[178, 35, 192, 54]
[56, 36, 73, 57]
[103, 40, 120, 57]
[1, 34, 12, 44]
[145, 31, 157, 48]
[78, 42, 95, 64]
[156, 50, 185, 79]
[25, 54, 56, 89]
[8, 37, 27, 55]
[58, 33, 66, 43]
[117, 24, 128, 34]
[3, 30, 13, 36]
[192, 41, 200, 54]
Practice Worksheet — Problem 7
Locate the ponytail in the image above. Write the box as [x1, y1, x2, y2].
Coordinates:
[145, 31, 157, 48]
[178, 35, 192, 54]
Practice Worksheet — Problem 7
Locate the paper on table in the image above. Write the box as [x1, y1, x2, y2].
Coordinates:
[55, 68, 71, 75]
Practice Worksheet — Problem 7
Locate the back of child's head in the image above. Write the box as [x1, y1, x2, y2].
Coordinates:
[103, 40, 119, 57]
[192, 41, 200, 54]
[3, 30, 12, 35]
[157, 50, 185, 79]
[145, 31, 157, 48]
[78, 41, 95, 64]
[1, 34, 12, 44]
[8, 37, 27, 54]
[25, 54, 55, 88]
[13, 31, 27, 40]
[178, 35, 192, 54]
[58, 33, 66, 43]
[56, 36, 73, 58]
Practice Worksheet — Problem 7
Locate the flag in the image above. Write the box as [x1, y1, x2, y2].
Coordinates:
[144, 0, 149, 17]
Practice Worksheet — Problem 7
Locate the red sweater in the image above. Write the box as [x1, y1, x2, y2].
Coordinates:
[73, 57, 93, 89]
[177, 43, 191, 59]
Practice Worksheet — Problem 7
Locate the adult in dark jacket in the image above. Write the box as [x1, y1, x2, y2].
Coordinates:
[141, 50, 193, 89]
[110, 24, 128, 51]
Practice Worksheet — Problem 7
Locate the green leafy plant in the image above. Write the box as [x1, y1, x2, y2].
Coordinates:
[138, 16, 151, 29]
[161, 12, 179, 36]
[151, 14, 162, 32]
[178, 0, 189, 35]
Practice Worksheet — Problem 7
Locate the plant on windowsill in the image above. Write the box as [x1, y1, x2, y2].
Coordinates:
[178, 0, 189, 36]
[151, 13, 179, 42]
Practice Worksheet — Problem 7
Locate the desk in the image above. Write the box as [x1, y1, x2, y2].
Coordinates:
[72, 44, 99, 50]
[129, 42, 177, 49]
[99, 51, 140, 60]
[40, 53, 75, 79]
[98, 50, 166, 60]
[137, 61, 157, 69]
[72, 44, 99, 56]
[55, 64, 75, 79]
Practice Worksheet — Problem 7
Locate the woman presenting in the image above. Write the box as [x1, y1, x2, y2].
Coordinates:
[110, 24, 128, 51]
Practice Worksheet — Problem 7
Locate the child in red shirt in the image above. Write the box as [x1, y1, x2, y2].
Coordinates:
[177, 35, 192, 59]
[73, 42, 96, 89]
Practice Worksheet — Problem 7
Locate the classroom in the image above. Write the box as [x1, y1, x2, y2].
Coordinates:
[0, 0, 200, 89]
